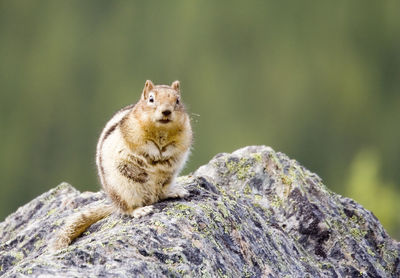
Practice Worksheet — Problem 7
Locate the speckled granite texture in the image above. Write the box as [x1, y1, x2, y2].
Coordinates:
[0, 146, 399, 277]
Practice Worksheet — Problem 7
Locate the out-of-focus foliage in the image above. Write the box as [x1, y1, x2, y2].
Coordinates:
[346, 149, 400, 236]
[0, 1, 399, 238]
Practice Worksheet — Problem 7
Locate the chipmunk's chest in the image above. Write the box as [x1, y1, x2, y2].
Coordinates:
[142, 139, 175, 160]
[155, 133, 168, 146]
[141, 128, 177, 156]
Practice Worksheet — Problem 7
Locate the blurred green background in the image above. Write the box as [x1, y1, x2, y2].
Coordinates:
[0, 1, 399, 239]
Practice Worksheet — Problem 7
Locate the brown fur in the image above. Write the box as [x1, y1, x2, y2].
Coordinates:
[51, 80, 192, 250]
[117, 161, 149, 183]
[109, 189, 129, 212]
[51, 204, 114, 250]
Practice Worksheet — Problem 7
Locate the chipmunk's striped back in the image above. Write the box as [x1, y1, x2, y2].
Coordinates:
[96, 104, 134, 193]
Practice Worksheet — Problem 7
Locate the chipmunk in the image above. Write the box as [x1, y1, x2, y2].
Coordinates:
[51, 80, 192, 250]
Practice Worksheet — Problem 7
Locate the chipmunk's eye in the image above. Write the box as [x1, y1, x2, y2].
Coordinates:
[176, 97, 180, 105]
[148, 92, 155, 104]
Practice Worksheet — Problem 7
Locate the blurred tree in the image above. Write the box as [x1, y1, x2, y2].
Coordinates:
[346, 149, 400, 237]
[0, 1, 399, 238]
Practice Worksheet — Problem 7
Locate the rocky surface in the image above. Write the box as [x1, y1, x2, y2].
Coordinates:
[0, 145, 399, 277]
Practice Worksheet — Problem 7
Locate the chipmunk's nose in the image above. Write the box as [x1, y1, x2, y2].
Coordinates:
[162, 109, 171, 116]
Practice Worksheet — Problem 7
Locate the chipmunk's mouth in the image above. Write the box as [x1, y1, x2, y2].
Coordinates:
[158, 119, 171, 124]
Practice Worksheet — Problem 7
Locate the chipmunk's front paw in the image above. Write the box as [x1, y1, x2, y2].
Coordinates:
[131, 205, 153, 218]
[164, 184, 190, 199]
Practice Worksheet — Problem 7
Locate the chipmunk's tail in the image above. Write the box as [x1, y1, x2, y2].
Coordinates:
[50, 203, 114, 250]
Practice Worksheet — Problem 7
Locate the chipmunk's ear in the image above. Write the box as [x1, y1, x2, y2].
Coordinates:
[171, 80, 180, 92]
[142, 80, 154, 99]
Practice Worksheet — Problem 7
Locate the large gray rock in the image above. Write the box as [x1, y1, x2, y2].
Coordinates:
[0, 146, 399, 277]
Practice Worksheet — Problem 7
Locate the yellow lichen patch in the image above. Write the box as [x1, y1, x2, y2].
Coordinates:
[270, 195, 283, 208]
[54, 219, 63, 226]
[251, 153, 263, 163]
[254, 194, 263, 202]
[14, 251, 24, 261]
[243, 184, 252, 195]
[101, 219, 121, 231]
[350, 227, 367, 239]
[281, 175, 292, 186]
[367, 247, 376, 257]
[153, 220, 166, 228]
[165, 203, 194, 220]
[174, 203, 191, 212]
[217, 201, 229, 218]
[226, 158, 255, 180]
[47, 208, 57, 216]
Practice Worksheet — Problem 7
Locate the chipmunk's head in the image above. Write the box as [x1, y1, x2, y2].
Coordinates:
[137, 80, 187, 128]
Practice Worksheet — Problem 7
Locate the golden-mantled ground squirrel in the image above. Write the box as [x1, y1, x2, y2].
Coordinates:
[52, 80, 192, 250]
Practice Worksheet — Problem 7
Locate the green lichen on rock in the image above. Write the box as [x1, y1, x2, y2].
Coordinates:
[0, 145, 399, 277]
[226, 157, 255, 180]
